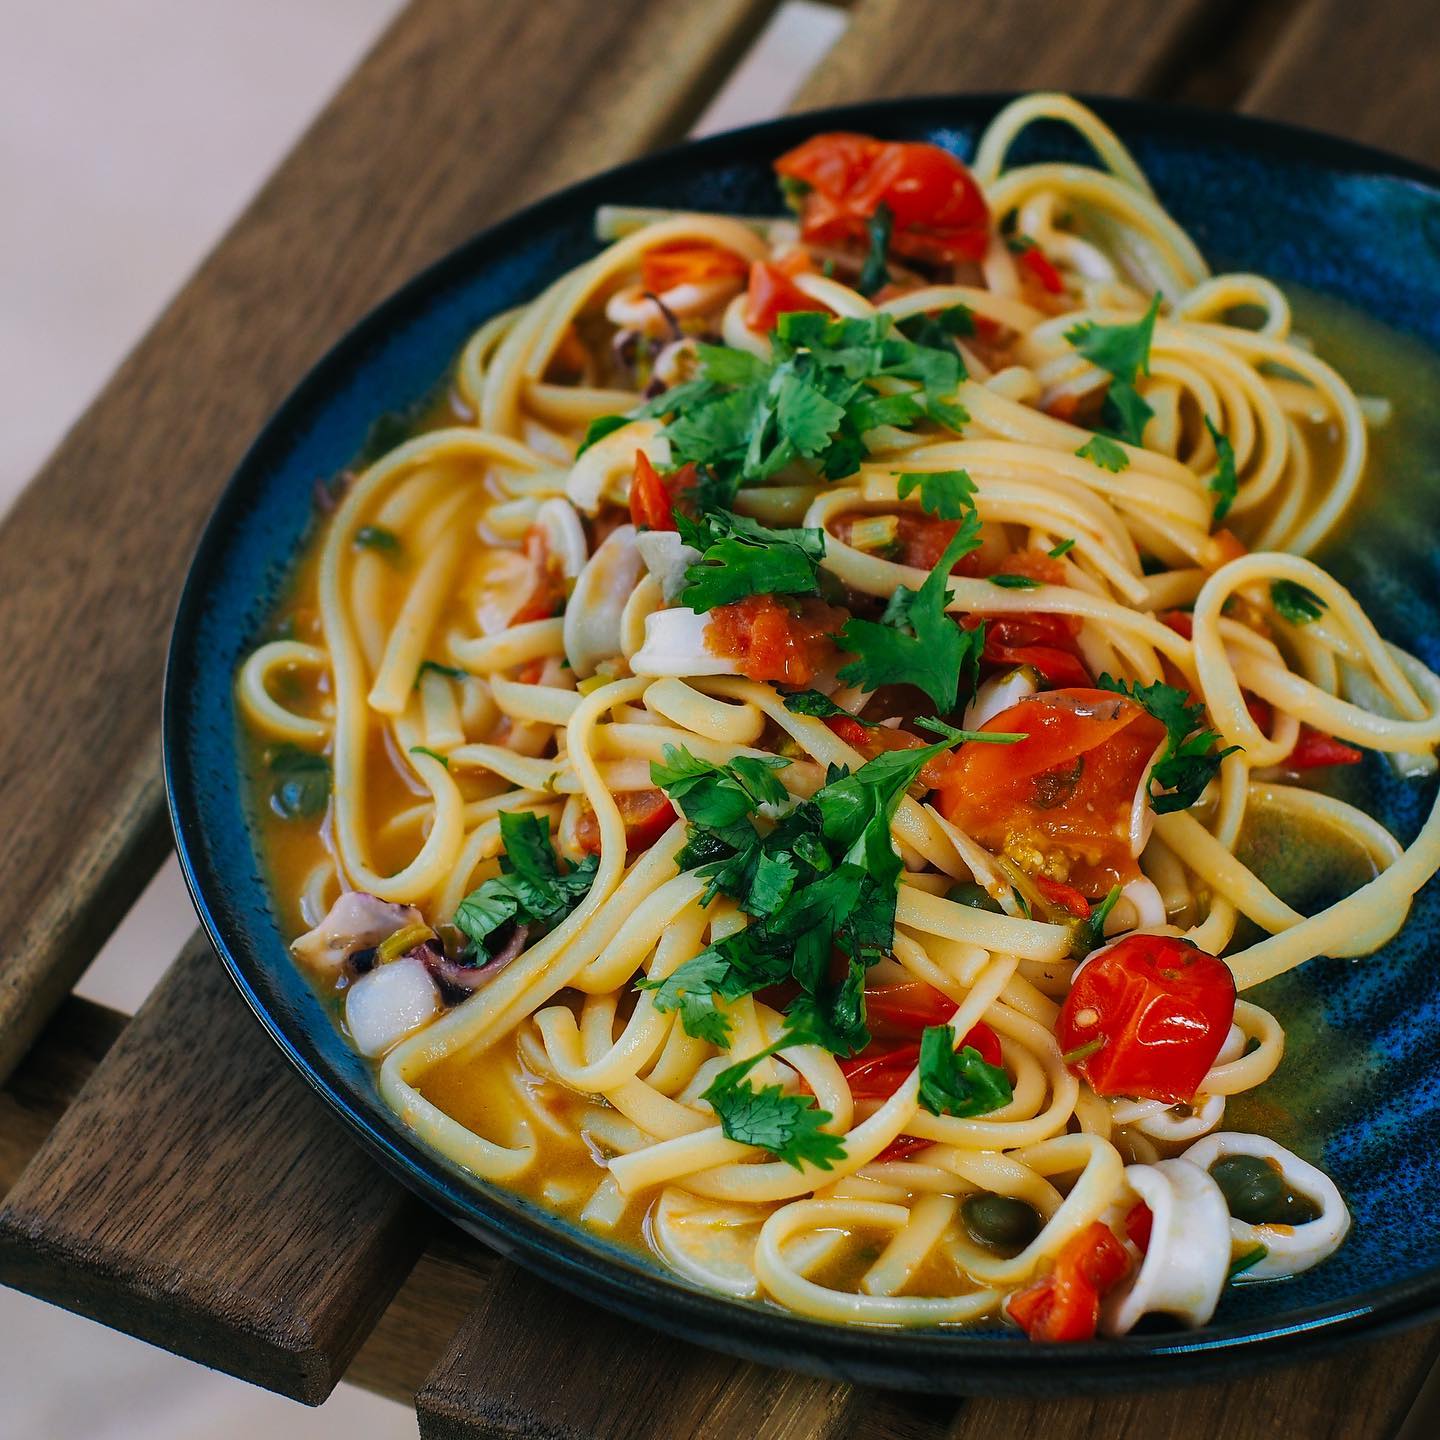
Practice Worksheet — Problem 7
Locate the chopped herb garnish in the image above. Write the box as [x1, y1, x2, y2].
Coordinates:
[858, 201, 893, 297]
[409, 746, 450, 769]
[701, 1034, 847, 1170]
[1076, 434, 1129, 472]
[1065, 293, 1161, 446]
[898, 303, 976, 350]
[782, 690, 882, 726]
[988, 573, 1042, 590]
[268, 745, 329, 821]
[673, 509, 825, 612]
[1070, 883, 1121, 957]
[650, 745, 790, 837]
[917, 1025, 1013, 1116]
[416, 659, 469, 685]
[1012, 886, 1033, 919]
[576, 413, 630, 456]
[357, 411, 413, 465]
[914, 716, 1026, 747]
[1205, 417, 1239, 524]
[1099, 675, 1241, 813]
[838, 525, 986, 712]
[1048, 538, 1077, 558]
[355, 525, 401, 553]
[1062, 1036, 1105, 1065]
[1271, 578, 1326, 625]
[1227, 1245, 1269, 1281]
[452, 812, 597, 956]
[895, 467, 979, 522]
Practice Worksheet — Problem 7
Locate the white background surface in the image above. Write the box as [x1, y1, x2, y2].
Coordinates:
[0, 3, 840, 1435]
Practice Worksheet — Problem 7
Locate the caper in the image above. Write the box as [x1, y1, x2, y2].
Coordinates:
[947, 882, 1003, 913]
[962, 1193, 1041, 1251]
[1209, 1154, 1321, 1225]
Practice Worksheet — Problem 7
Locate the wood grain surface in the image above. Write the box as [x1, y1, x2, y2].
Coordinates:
[0, 936, 426, 1404]
[0, 0, 779, 1087]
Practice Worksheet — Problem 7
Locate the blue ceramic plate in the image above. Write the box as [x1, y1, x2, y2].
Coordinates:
[165, 96, 1440, 1392]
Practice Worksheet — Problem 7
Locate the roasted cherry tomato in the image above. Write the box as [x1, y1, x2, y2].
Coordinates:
[575, 789, 677, 856]
[705, 593, 847, 687]
[1006, 1222, 1130, 1342]
[639, 243, 748, 294]
[744, 255, 817, 330]
[1125, 1200, 1154, 1255]
[774, 133, 991, 265]
[979, 613, 1091, 689]
[512, 525, 567, 624]
[935, 688, 1165, 895]
[628, 453, 698, 532]
[1244, 695, 1364, 770]
[1033, 874, 1091, 919]
[1013, 239, 1065, 294]
[1057, 933, 1236, 1103]
[861, 983, 1004, 1065]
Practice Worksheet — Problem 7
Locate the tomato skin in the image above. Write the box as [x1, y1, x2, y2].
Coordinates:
[1033, 875, 1091, 919]
[640, 243, 747, 294]
[1287, 726, 1364, 769]
[745, 257, 817, 330]
[629, 453, 699, 532]
[1017, 243, 1064, 294]
[705, 593, 847, 687]
[935, 688, 1165, 896]
[1006, 1222, 1130, 1342]
[512, 526, 567, 623]
[1159, 609, 1194, 640]
[575, 789, 677, 856]
[860, 983, 1004, 1066]
[1057, 933, 1236, 1103]
[775, 133, 991, 265]
[1125, 1201, 1153, 1255]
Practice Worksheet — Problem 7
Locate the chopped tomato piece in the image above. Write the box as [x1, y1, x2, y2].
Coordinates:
[875, 1134, 933, 1163]
[1209, 528, 1249, 567]
[1125, 1201, 1154, 1255]
[745, 255, 817, 330]
[935, 688, 1165, 895]
[575, 789, 677, 856]
[1287, 726, 1364, 769]
[640, 243, 748, 294]
[628, 453, 698, 531]
[1159, 609, 1194, 640]
[516, 658, 546, 685]
[1033, 875, 1091, 919]
[862, 984, 1003, 1066]
[1015, 242, 1064, 294]
[705, 593, 847, 687]
[977, 611, 1091, 689]
[512, 526, 567, 624]
[775, 133, 991, 266]
[1006, 1222, 1130, 1342]
[1057, 933, 1236, 1103]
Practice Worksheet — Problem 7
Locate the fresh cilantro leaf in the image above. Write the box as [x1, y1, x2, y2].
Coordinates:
[1065, 294, 1161, 385]
[651, 744, 791, 831]
[858, 202, 893, 296]
[813, 743, 950, 852]
[895, 468, 977, 521]
[748, 849, 798, 916]
[848, 391, 926, 432]
[674, 510, 825, 612]
[1102, 379, 1155, 446]
[776, 367, 848, 456]
[453, 812, 597, 954]
[357, 410, 413, 465]
[694, 344, 768, 387]
[1205, 417, 1239, 523]
[1271, 579, 1326, 625]
[355, 525, 400, 553]
[416, 659, 468, 684]
[988, 573, 1042, 590]
[898, 304, 976, 349]
[782, 690, 882, 726]
[575, 414, 630, 456]
[702, 1040, 847, 1170]
[1048, 538, 1076, 558]
[917, 1025, 1013, 1116]
[838, 526, 985, 711]
[268, 745, 329, 821]
[1098, 675, 1241, 813]
[409, 746, 450, 768]
[1076, 434, 1129, 472]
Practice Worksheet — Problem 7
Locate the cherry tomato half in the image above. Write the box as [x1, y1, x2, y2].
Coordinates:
[1006, 1221, 1130, 1342]
[744, 255, 817, 331]
[639, 243, 748, 294]
[774, 133, 991, 265]
[1057, 933, 1236, 1103]
[628, 453, 699, 532]
[935, 688, 1165, 895]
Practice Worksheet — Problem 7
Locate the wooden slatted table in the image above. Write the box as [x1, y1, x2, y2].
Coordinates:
[4, 2, 1439, 1435]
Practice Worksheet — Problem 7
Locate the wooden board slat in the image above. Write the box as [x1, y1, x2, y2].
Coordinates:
[0, 937, 426, 1404]
[0, 0, 779, 1086]
[1243, 0, 1440, 166]
[415, 1263, 867, 1440]
[792, 0, 1216, 109]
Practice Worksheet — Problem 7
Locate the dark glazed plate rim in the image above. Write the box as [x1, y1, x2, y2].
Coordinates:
[164, 94, 1440, 1393]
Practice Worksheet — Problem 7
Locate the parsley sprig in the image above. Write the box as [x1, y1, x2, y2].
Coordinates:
[1271, 578, 1325, 625]
[673, 509, 826, 612]
[1205, 417, 1239, 524]
[1066, 294, 1161, 448]
[453, 812, 597, 956]
[917, 1025, 1013, 1117]
[1098, 675, 1240, 813]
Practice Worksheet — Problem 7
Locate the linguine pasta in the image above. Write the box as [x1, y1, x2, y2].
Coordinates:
[238, 95, 1440, 1339]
